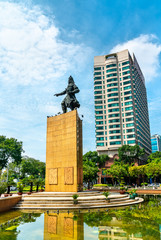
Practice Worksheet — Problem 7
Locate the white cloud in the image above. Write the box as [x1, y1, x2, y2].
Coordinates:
[0, 1, 93, 161]
[110, 34, 161, 81]
[0, 2, 91, 86]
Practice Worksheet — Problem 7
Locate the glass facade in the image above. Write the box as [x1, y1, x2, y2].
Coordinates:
[151, 134, 161, 153]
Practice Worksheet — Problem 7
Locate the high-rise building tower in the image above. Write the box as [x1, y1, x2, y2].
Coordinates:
[151, 134, 161, 153]
[94, 49, 151, 158]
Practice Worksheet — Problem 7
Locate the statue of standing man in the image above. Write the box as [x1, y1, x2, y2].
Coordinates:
[54, 76, 80, 113]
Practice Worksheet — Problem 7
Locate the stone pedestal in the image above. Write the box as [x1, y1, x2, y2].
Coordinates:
[45, 110, 83, 192]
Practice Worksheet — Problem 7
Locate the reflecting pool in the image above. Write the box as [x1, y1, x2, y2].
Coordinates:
[0, 195, 161, 240]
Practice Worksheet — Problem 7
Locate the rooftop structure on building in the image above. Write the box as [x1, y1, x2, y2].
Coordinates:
[94, 49, 151, 158]
[151, 134, 161, 153]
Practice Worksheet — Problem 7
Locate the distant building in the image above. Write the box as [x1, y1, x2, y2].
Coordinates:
[94, 49, 151, 158]
[151, 134, 161, 153]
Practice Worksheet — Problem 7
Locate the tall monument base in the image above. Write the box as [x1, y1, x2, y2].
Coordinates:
[45, 110, 83, 192]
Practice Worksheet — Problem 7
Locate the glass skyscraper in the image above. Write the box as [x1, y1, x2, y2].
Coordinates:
[94, 49, 151, 158]
[151, 134, 161, 153]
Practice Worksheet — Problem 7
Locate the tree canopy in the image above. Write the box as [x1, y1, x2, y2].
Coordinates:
[83, 151, 109, 168]
[106, 162, 128, 183]
[118, 144, 145, 165]
[20, 156, 45, 178]
[148, 151, 161, 163]
[0, 135, 24, 170]
[83, 151, 109, 188]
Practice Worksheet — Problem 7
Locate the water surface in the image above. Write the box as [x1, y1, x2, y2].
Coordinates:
[0, 195, 161, 240]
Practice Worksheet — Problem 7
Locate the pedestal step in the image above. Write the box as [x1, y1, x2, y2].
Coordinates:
[13, 192, 144, 210]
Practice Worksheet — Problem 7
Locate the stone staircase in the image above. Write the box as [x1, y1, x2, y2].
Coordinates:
[13, 191, 144, 210]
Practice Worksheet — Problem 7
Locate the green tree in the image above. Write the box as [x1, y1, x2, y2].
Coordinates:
[118, 144, 145, 165]
[129, 165, 147, 184]
[0, 136, 24, 170]
[83, 159, 99, 189]
[148, 151, 161, 163]
[20, 156, 45, 178]
[83, 151, 109, 168]
[106, 163, 128, 184]
[146, 161, 161, 183]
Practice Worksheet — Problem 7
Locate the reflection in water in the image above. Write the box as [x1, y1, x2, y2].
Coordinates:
[0, 196, 161, 239]
[44, 212, 84, 240]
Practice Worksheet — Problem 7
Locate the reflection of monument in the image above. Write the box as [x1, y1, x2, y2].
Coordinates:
[44, 212, 84, 240]
[45, 109, 83, 192]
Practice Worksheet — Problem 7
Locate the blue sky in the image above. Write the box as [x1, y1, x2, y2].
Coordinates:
[0, 0, 161, 162]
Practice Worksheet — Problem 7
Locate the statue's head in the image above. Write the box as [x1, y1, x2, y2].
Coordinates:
[68, 76, 74, 84]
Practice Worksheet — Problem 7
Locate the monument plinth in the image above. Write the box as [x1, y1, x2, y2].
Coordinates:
[45, 109, 83, 192]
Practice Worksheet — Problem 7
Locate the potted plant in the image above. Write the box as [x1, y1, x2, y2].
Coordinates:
[129, 189, 135, 199]
[120, 186, 126, 194]
[0, 182, 7, 197]
[103, 191, 110, 202]
[132, 188, 138, 197]
[72, 194, 79, 204]
[39, 179, 45, 192]
[17, 181, 23, 195]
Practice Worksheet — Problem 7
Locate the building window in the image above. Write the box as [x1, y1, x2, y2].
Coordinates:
[125, 101, 133, 106]
[96, 121, 103, 125]
[106, 68, 117, 73]
[96, 116, 103, 119]
[109, 135, 121, 139]
[124, 86, 131, 90]
[110, 141, 121, 145]
[97, 137, 104, 140]
[126, 117, 134, 122]
[126, 128, 135, 133]
[94, 86, 102, 89]
[96, 132, 104, 135]
[122, 61, 129, 66]
[125, 112, 134, 116]
[108, 103, 119, 107]
[109, 130, 120, 134]
[109, 119, 120, 123]
[97, 143, 104, 146]
[126, 123, 134, 127]
[106, 64, 117, 68]
[108, 98, 119, 102]
[108, 114, 120, 118]
[124, 96, 132, 101]
[107, 88, 118, 92]
[94, 90, 102, 94]
[94, 72, 101, 75]
[95, 96, 102, 99]
[96, 126, 104, 130]
[127, 140, 135, 144]
[94, 80, 102, 84]
[127, 134, 135, 139]
[125, 106, 133, 111]
[108, 108, 119, 112]
[95, 111, 103, 114]
[109, 125, 120, 128]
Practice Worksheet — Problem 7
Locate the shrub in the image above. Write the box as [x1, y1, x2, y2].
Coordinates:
[93, 184, 108, 187]
[0, 182, 7, 195]
[17, 182, 24, 193]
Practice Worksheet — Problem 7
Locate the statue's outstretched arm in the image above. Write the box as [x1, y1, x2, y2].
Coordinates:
[54, 89, 66, 97]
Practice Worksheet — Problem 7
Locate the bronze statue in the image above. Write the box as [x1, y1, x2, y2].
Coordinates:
[54, 76, 80, 113]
